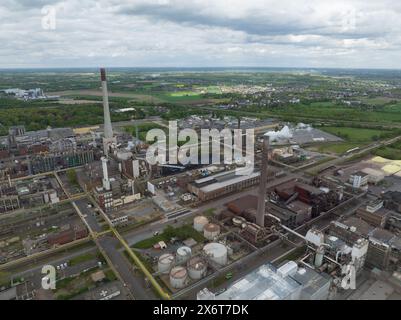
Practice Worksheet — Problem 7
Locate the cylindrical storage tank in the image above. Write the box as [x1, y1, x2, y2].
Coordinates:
[158, 253, 175, 274]
[203, 223, 220, 240]
[169, 266, 188, 289]
[232, 217, 243, 227]
[187, 256, 207, 280]
[194, 216, 209, 232]
[176, 246, 192, 264]
[314, 246, 324, 268]
[203, 242, 228, 266]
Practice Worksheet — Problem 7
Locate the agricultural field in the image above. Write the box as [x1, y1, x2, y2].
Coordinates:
[314, 126, 398, 154]
[3, 68, 401, 136]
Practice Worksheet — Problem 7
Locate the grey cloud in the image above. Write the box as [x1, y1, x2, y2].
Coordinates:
[116, 1, 387, 39]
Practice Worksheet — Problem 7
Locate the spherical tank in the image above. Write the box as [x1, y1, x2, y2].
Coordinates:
[187, 256, 207, 280]
[203, 242, 228, 266]
[176, 246, 192, 264]
[158, 253, 175, 274]
[203, 223, 221, 240]
[169, 266, 188, 289]
[193, 216, 209, 232]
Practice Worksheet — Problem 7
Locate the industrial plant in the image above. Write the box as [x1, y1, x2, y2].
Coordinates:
[0, 67, 400, 302]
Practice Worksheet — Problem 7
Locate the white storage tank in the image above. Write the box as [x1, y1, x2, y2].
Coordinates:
[194, 216, 209, 232]
[158, 253, 175, 274]
[169, 266, 188, 289]
[203, 242, 228, 266]
[232, 217, 244, 227]
[187, 256, 207, 280]
[203, 223, 220, 240]
[176, 246, 192, 264]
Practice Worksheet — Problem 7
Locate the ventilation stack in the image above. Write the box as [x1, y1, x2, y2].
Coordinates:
[100, 68, 116, 155]
[256, 135, 269, 227]
[101, 156, 111, 191]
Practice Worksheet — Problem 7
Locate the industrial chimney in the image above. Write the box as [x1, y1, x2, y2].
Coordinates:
[256, 135, 269, 227]
[100, 68, 115, 155]
[101, 156, 111, 190]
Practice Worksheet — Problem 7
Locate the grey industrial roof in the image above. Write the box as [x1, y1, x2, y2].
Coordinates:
[216, 264, 301, 300]
[197, 170, 260, 193]
[290, 267, 331, 298]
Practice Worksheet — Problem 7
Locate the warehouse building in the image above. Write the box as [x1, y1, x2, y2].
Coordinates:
[356, 200, 391, 228]
[188, 170, 260, 201]
[215, 261, 331, 300]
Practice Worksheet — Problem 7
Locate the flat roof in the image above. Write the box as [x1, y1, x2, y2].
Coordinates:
[216, 264, 300, 300]
[197, 171, 260, 193]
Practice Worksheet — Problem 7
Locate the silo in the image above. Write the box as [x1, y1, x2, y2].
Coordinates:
[203, 242, 228, 266]
[314, 246, 325, 268]
[158, 253, 175, 274]
[176, 246, 192, 264]
[194, 216, 209, 232]
[187, 256, 207, 280]
[203, 223, 221, 240]
[169, 266, 188, 289]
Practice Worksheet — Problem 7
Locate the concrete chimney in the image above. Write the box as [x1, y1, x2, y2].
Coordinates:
[101, 156, 111, 190]
[256, 135, 269, 227]
[100, 68, 114, 155]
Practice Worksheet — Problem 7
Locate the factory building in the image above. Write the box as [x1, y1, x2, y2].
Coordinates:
[0, 195, 20, 214]
[188, 170, 260, 202]
[29, 149, 94, 174]
[91, 157, 140, 212]
[274, 180, 341, 218]
[226, 194, 309, 229]
[356, 200, 391, 228]
[47, 221, 88, 246]
[214, 261, 331, 300]
[349, 171, 369, 189]
[329, 217, 400, 270]
[382, 191, 401, 213]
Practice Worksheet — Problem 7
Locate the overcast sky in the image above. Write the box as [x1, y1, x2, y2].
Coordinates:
[2, 0, 401, 68]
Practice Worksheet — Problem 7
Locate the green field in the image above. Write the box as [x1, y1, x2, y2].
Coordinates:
[169, 91, 200, 97]
[374, 140, 401, 160]
[320, 126, 386, 142]
[132, 224, 205, 249]
[124, 122, 166, 141]
[316, 126, 396, 154]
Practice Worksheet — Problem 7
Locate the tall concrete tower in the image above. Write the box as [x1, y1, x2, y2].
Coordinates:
[101, 156, 111, 190]
[256, 135, 269, 227]
[100, 68, 116, 155]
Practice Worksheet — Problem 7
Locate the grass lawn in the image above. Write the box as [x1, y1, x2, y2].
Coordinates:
[320, 126, 386, 142]
[68, 252, 96, 266]
[54, 267, 116, 300]
[132, 224, 205, 249]
[317, 142, 361, 154]
[316, 126, 397, 155]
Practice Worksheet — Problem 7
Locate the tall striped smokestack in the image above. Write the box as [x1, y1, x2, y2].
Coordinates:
[256, 135, 269, 227]
[100, 68, 113, 141]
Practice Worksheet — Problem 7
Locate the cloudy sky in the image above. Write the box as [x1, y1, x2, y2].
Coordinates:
[2, 0, 401, 68]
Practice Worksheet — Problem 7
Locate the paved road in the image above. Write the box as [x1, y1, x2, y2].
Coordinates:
[74, 197, 157, 300]
[97, 236, 155, 300]
[74, 198, 102, 233]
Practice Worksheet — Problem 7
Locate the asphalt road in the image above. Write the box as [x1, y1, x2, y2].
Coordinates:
[74, 198, 102, 233]
[97, 236, 156, 300]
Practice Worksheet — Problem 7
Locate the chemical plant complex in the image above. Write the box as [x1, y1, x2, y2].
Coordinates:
[0, 68, 400, 302]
